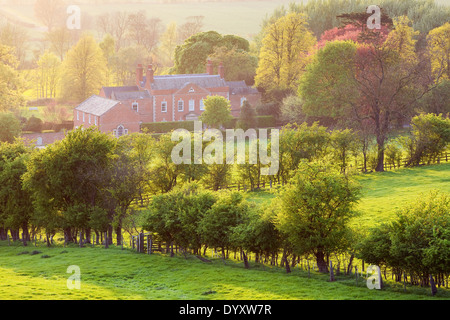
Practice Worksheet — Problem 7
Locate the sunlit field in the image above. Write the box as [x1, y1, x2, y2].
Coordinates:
[1, 163, 449, 300]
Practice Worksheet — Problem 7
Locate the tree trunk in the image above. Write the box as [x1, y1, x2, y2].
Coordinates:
[116, 225, 122, 245]
[282, 249, 291, 273]
[315, 251, 328, 273]
[242, 250, 249, 269]
[22, 223, 30, 242]
[375, 137, 385, 172]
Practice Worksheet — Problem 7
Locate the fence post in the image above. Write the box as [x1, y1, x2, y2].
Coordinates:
[139, 233, 144, 253]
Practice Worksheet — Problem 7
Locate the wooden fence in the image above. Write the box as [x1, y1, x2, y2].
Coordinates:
[131, 151, 450, 206]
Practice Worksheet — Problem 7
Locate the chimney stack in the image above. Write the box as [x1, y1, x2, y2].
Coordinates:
[206, 59, 213, 75]
[136, 64, 143, 86]
[146, 64, 154, 88]
[218, 62, 225, 79]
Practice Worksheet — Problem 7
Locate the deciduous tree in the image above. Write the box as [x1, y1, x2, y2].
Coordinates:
[60, 34, 107, 102]
[275, 161, 361, 273]
[255, 12, 316, 102]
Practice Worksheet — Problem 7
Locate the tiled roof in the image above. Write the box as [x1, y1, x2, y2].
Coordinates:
[102, 86, 139, 99]
[147, 74, 227, 91]
[112, 90, 151, 100]
[75, 95, 119, 116]
[227, 81, 259, 95]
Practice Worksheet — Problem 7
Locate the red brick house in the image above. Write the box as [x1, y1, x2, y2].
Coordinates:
[74, 60, 261, 137]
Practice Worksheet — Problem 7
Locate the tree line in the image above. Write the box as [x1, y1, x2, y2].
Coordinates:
[0, 112, 450, 278]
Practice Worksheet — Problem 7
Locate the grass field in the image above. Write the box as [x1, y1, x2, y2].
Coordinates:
[245, 163, 450, 230]
[1, 0, 294, 41]
[0, 163, 449, 300]
[0, 241, 448, 300]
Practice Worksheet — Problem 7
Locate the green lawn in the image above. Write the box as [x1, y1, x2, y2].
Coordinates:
[0, 242, 447, 300]
[245, 163, 450, 229]
[0, 163, 449, 300]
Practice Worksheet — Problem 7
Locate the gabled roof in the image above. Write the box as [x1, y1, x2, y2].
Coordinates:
[112, 90, 152, 100]
[75, 95, 120, 116]
[146, 74, 227, 91]
[102, 86, 139, 99]
[227, 81, 259, 95]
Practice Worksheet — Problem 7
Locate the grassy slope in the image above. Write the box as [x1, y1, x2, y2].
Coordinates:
[2, 0, 294, 40]
[246, 163, 450, 229]
[0, 243, 447, 300]
[1, 163, 449, 300]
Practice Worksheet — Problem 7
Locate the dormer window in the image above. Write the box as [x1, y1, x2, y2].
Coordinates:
[132, 102, 138, 112]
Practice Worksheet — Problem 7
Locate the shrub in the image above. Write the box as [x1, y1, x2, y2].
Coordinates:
[385, 140, 404, 168]
[24, 116, 42, 132]
[141, 121, 195, 133]
[256, 115, 276, 128]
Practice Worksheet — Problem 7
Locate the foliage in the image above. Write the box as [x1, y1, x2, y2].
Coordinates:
[171, 31, 250, 74]
[383, 16, 418, 64]
[199, 95, 232, 129]
[280, 95, 305, 125]
[60, 34, 107, 103]
[357, 191, 450, 284]
[416, 80, 450, 115]
[23, 116, 43, 133]
[209, 46, 258, 85]
[199, 191, 251, 258]
[141, 121, 195, 133]
[237, 100, 256, 131]
[256, 116, 276, 128]
[426, 22, 450, 82]
[330, 128, 359, 173]
[275, 161, 361, 273]
[35, 50, 61, 99]
[255, 12, 316, 101]
[403, 113, 450, 166]
[0, 113, 21, 143]
[384, 139, 404, 169]
[0, 45, 24, 112]
[22, 127, 117, 241]
[0, 140, 34, 241]
[277, 122, 330, 183]
[298, 40, 358, 118]
[142, 183, 217, 254]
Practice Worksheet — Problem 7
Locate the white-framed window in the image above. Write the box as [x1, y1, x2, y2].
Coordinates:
[132, 102, 138, 112]
[240, 97, 247, 106]
[77, 111, 79, 121]
[200, 99, 205, 111]
[94, 116, 97, 125]
[161, 101, 167, 113]
[178, 100, 184, 112]
[88, 114, 91, 124]
[189, 99, 195, 111]
[82, 112, 85, 122]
